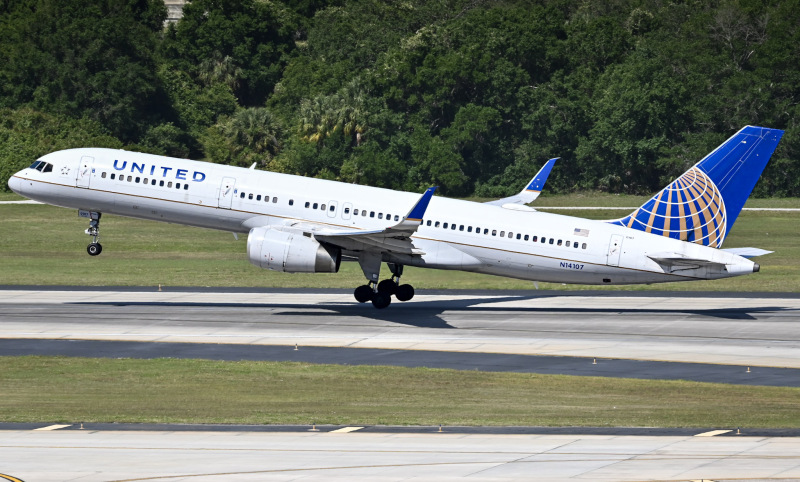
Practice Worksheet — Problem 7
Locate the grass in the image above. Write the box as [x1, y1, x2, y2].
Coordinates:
[1, 356, 798, 428]
[2, 196, 798, 429]
[0, 201, 797, 291]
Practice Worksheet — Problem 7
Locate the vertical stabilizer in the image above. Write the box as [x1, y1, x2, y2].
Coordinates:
[610, 126, 783, 247]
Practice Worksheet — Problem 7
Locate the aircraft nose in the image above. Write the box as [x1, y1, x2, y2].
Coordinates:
[7, 174, 21, 194]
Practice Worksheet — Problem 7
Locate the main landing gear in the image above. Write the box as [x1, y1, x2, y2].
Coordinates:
[83, 211, 102, 256]
[353, 260, 415, 309]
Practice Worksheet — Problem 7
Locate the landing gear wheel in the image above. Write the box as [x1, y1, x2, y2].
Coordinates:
[371, 291, 392, 309]
[354, 285, 373, 303]
[87, 243, 102, 256]
[377, 279, 398, 295]
[395, 284, 415, 302]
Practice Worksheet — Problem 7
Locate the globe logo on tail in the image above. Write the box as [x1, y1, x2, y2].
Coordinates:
[620, 167, 727, 248]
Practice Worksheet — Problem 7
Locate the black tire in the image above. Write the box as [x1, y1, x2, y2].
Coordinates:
[377, 279, 397, 295]
[354, 285, 373, 303]
[87, 243, 102, 256]
[395, 284, 415, 301]
[371, 292, 392, 309]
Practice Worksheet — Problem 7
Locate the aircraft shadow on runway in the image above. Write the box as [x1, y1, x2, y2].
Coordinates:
[71, 293, 797, 329]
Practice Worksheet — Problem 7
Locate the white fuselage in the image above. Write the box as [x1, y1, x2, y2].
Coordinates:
[8, 148, 758, 285]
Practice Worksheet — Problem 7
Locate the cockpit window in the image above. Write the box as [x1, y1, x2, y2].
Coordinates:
[29, 160, 53, 173]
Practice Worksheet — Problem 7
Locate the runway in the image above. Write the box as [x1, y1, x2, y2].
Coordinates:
[2, 287, 800, 372]
[2, 287, 800, 481]
[2, 427, 799, 481]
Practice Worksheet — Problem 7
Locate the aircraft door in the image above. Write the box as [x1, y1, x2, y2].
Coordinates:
[327, 200, 338, 218]
[76, 156, 94, 188]
[607, 234, 624, 267]
[218, 177, 236, 208]
[342, 202, 352, 220]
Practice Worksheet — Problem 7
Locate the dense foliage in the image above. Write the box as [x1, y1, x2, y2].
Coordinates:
[2, 0, 799, 197]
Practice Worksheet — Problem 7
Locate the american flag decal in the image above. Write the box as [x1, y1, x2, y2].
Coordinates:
[574, 228, 589, 237]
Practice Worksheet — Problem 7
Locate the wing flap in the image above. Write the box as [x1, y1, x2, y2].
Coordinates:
[313, 186, 437, 255]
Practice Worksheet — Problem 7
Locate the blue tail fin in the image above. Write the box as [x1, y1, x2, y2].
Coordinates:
[610, 126, 783, 247]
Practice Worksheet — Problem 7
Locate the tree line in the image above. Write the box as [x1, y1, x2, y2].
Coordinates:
[2, 0, 799, 198]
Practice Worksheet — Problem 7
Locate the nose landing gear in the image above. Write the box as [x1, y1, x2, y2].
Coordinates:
[81, 211, 102, 256]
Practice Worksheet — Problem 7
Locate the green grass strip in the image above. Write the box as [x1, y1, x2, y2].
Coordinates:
[1, 356, 798, 428]
[0, 203, 798, 291]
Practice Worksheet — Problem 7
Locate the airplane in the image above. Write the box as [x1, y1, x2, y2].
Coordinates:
[7, 125, 783, 308]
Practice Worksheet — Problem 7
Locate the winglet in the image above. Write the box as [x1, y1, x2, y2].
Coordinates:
[485, 158, 559, 206]
[524, 157, 559, 194]
[405, 186, 437, 222]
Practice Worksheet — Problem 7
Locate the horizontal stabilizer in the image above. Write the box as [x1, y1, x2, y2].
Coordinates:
[721, 247, 773, 258]
[647, 252, 726, 273]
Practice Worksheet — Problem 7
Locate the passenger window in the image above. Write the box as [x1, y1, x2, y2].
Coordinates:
[273, 197, 278, 203]
[248, 193, 253, 200]
[532, 236, 537, 242]
[160, 180, 165, 187]
[426, 220, 431, 226]
[330, 205, 335, 212]
[184, 184, 189, 190]
[167, 181, 172, 188]
[566, 241, 571, 247]
[289, 199, 294, 205]
[508, 232, 513, 238]
[110, 173, 115, 180]
[394, 215, 399, 221]
[451, 224, 456, 230]
[240, 192, 245, 198]
[516, 233, 521, 240]
[541, 237, 546, 243]
[370, 211, 375, 218]
[321, 204, 326, 210]
[549, 239, 554, 245]
[435, 221, 440, 228]
[101, 172, 107, 179]
[354, 209, 359, 216]
[459, 225, 464, 231]
[127, 176, 132, 182]
[257, 195, 261, 201]
[378, 213, 383, 219]
[305, 202, 310, 208]
[135, 177, 141, 183]
[313, 203, 318, 209]
[344, 207, 350, 214]
[492, 230, 497, 236]
[484, 228, 489, 235]
[443, 222, 448, 229]
[176, 183, 181, 189]
[582, 243, 587, 249]
[151, 179, 156, 185]
[467, 226, 472, 233]
[143, 178, 148, 184]
[500, 231, 505, 237]
[574, 243, 579, 249]
[557, 239, 562, 246]
[523, 234, 527, 240]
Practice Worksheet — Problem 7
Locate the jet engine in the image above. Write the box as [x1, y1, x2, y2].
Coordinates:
[246, 227, 341, 273]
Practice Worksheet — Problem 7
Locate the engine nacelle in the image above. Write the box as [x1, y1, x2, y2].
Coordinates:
[246, 227, 341, 273]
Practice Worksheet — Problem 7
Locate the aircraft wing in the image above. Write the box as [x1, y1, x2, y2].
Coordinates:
[484, 158, 558, 206]
[311, 186, 437, 255]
